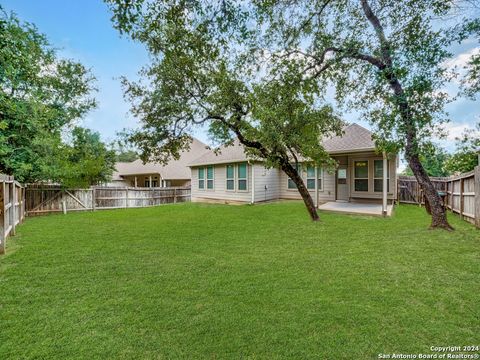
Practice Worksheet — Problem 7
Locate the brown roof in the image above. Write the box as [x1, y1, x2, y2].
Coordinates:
[189, 123, 376, 166]
[322, 123, 375, 153]
[113, 138, 209, 180]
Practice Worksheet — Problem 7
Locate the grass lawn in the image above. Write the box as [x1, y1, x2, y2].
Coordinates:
[0, 202, 478, 359]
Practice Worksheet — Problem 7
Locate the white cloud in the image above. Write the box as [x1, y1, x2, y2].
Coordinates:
[444, 46, 480, 71]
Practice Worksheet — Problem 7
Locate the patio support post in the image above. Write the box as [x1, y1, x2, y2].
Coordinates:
[134, 176, 137, 188]
[149, 175, 152, 188]
[382, 152, 388, 217]
[250, 162, 255, 204]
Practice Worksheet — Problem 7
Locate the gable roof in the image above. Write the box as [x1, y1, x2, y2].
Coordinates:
[188, 123, 376, 167]
[322, 123, 375, 154]
[113, 138, 209, 180]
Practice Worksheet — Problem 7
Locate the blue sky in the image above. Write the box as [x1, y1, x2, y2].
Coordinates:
[2, 0, 479, 155]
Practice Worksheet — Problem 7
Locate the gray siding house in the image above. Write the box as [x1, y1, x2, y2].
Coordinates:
[188, 124, 398, 207]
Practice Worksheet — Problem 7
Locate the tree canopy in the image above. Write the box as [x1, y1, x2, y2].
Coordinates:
[444, 122, 480, 174]
[402, 142, 451, 177]
[107, 0, 344, 220]
[0, 7, 113, 186]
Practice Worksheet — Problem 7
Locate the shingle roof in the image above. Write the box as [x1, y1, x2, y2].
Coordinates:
[188, 139, 249, 167]
[322, 123, 375, 153]
[188, 123, 376, 166]
[112, 138, 209, 180]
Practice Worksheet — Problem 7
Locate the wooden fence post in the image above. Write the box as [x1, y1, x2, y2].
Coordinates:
[11, 182, 16, 236]
[174, 188, 177, 204]
[0, 180, 5, 254]
[92, 188, 96, 211]
[125, 187, 129, 208]
[475, 166, 480, 229]
[460, 177, 464, 220]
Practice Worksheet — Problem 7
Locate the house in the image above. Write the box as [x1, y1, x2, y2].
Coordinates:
[188, 123, 398, 210]
[110, 138, 209, 188]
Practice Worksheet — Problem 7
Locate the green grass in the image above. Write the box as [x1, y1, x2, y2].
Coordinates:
[0, 203, 478, 359]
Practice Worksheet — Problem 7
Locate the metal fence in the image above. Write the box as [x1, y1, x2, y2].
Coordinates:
[25, 185, 191, 216]
[398, 166, 480, 228]
[0, 174, 26, 254]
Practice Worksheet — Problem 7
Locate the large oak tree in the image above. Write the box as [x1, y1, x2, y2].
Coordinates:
[107, 0, 343, 221]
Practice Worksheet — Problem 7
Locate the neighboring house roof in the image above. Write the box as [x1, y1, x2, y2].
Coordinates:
[188, 123, 377, 167]
[112, 138, 209, 180]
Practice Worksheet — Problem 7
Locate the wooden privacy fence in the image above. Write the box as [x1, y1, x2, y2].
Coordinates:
[398, 166, 480, 228]
[25, 185, 191, 216]
[0, 174, 26, 254]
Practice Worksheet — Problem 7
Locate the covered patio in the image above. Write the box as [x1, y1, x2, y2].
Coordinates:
[318, 201, 394, 217]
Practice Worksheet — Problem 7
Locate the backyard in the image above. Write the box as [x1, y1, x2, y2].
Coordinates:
[0, 202, 478, 359]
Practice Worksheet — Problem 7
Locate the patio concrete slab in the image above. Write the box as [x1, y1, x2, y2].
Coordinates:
[318, 201, 394, 217]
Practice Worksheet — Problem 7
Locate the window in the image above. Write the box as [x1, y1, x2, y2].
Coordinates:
[152, 180, 158, 187]
[287, 164, 302, 189]
[198, 168, 205, 189]
[207, 166, 214, 189]
[237, 163, 247, 191]
[306, 166, 316, 190]
[144, 180, 150, 187]
[374, 160, 390, 192]
[354, 161, 369, 192]
[226, 164, 235, 190]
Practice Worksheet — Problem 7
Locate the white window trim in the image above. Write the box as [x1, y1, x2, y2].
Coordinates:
[373, 159, 390, 193]
[237, 163, 249, 192]
[226, 164, 235, 192]
[206, 165, 215, 191]
[354, 160, 369, 192]
[317, 167, 324, 192]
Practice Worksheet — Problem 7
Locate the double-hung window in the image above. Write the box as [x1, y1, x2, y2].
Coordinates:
[374, 160, 390, 192]
[237, 163, 247, 191]
[198, 168, 205, 189]
[206, 166, 214, 189]
[287, 164, 302, 189]
[306, 165, 316, 190]
[226, 165, 235, 190]
[354, 161, 369, 192]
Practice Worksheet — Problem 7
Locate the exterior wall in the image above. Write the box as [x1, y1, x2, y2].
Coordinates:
[253, 165, 281, 202]
[278, 166, 335, 203]
[347, 152, 397, 201]
[191, 163, 252, 203]
[190, 152, 398, 204]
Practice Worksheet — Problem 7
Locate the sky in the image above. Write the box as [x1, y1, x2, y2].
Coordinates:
[2, 0, 479, 158]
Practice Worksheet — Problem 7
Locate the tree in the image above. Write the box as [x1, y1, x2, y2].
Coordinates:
[444, 122, 480, 174]
[105, 0, 470, 229]
[111, 130, 139, 162]
[402, 143, 451, 177]
[457, 19, 480, 98]
[246, 0, 469, 230]
[65, 127, 116, 187]
[106, 0, 343, 221]
[0, 7, 97, 183]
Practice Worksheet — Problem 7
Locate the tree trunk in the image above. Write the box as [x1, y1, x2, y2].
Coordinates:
[359, 0, 453, 230]
[282, 162, 319, 221]
[406, 149, 453, 230]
